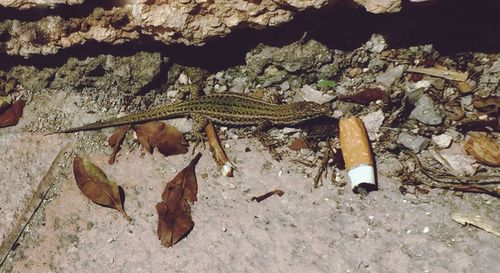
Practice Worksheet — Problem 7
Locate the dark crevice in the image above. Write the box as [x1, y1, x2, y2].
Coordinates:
[0, 0, 498, 72]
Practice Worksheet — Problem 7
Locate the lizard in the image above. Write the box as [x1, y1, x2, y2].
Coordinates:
[52, 92, 332, 144]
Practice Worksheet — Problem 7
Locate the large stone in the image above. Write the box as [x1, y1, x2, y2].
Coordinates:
[0, 0, 416, 57]
[409, 95, 444, 125]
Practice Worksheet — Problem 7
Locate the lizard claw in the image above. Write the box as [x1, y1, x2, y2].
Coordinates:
[191, 133, 206, 154]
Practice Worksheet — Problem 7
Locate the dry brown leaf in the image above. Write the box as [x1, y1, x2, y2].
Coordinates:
[288, 138, 308, 150]
[464, 132, 500, 167]
[108, 125, 132, 165]
[339, 88, 387, 105]
[0, 100, 25, 128]
[134, 121, 188, 156]
[156, 153, 201, 247]
[73, 156, 131, 221]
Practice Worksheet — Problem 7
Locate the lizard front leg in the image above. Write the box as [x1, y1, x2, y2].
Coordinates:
[191, 114, 209, 152]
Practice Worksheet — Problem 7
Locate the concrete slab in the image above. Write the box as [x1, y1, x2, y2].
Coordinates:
[0, 132, 69, 264]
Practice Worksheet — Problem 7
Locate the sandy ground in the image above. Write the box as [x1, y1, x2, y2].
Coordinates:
[1, 115, 498, 272]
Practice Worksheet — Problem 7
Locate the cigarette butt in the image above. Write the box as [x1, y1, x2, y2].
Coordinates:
[339, 116, 376, 192]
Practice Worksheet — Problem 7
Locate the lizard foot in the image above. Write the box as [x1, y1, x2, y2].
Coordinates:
[191, 133, 206, 154]
[257, 132, 283, 161]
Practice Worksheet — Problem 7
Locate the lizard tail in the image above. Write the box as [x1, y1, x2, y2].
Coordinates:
[48, 108, 174, 135]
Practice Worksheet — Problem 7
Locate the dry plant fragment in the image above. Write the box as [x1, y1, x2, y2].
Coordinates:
[108, 125, 132, 165]
[205, 121, 235, 177]
[251, 189, 285, 202]
[406, 66, 468, 81]
[452, 212, 500, 237]
[156, 153, 202, 247]
[464, 132, 500, 167]
[0, 100, 25, 128]
[73, 156, 131, 221]
[134, 121, 188, 156]
[411, 153, 500, 197]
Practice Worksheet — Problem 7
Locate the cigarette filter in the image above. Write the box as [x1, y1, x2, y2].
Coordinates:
[339, 116, 376, 192]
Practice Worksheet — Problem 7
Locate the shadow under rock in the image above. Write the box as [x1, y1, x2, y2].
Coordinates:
[0, 0, 498, 72]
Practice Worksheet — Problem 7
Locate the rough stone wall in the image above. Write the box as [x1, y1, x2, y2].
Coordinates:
[0, 0, 410, 57]
[0, 0, 83, 10]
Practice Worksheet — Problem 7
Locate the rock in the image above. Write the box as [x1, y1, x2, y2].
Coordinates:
[280, 81, 290, 91]
[347, 67, 363, 78]
[246, 40, 334, 76]
[454, 81, 474, 94]
[409, 95, 443, 125]
[6, 66, 54, 93]
[430, 78, 445, 90]
[397, 132, 429, 153]
[376, 65, 405, 88]
[50, 52, 165, 95]
[405, 87, 425, 105]
[432, 133, 453, 148]
[0, 0, 84, 10]
[414, 80, 432, 91]
[487, 59, 500, 73]
[361, 110, 385, 141]
[366, 34, 387, 53]
[2, 1, 331, 57]
[377, 155, 404, 176]
[353, 0, 402, 13]
[431, 143, 478, 176]
[299, 85, 335, 104]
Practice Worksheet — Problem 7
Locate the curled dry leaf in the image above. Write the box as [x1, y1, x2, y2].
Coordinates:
[464, 132, 500, 167]
[156, 153, 202, 247]
[108, 125, 132, 165]
[134, 121, 188, 157]
[73, 156, 131, 221]
[0, 100, 25, 128]
[339, 88, 387, 105]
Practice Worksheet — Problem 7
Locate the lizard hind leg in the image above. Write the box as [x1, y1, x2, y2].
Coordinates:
[255, 121, 283, 161]
[191, 114, 209, 153]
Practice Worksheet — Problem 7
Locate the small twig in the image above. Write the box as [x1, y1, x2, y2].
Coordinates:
[251, 189, 285, 203]
[406, 66, 468, 81]
[312, 139, 335, 188]
[205, 121, 236, 177]
[410, 153, 500, 197]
